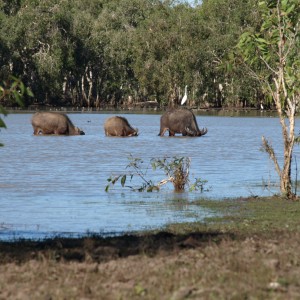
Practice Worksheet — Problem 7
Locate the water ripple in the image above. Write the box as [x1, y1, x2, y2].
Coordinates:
[0, 113, 298, 239]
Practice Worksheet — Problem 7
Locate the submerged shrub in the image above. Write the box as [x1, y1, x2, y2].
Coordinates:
[105, 155, 208, 193]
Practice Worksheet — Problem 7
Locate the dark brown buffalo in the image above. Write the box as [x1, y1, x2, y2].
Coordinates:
[31, 112, 85, 135]
[104, 116, 138, 137]
[159, 108, 207, 137]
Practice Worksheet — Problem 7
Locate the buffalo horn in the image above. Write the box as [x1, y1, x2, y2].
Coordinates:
[199, 127, 208, 136]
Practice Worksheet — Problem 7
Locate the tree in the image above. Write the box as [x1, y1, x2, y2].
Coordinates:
[237, 0, 300, 199]
[132, 2, 205, 106]
[0, 76, 33, 146]
[199, 0, 260, 108]
[0, 0, 269, 108]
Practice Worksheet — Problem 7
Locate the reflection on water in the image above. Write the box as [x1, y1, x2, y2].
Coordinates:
[0, 112, 298, 240]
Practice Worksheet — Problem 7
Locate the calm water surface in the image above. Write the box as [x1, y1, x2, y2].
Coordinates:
[1, 112, 299, 240]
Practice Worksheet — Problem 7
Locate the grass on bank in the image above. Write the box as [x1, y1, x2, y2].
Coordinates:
[163, 196, 300, 237]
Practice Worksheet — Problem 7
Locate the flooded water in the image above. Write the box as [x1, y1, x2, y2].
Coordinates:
[1, 112, 299, 240]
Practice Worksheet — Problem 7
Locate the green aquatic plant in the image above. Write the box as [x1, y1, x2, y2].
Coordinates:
[105, 155, 208, 193]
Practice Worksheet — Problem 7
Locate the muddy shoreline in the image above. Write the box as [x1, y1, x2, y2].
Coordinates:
[1, 223, 300, 299]
[1, 197, 300, 299]
[0, 230, 229, 265]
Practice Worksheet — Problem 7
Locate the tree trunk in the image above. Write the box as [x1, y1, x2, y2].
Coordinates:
[272, 75, 296, 198]
[86, 68, 93, 108]
[281, 141, 293, 198]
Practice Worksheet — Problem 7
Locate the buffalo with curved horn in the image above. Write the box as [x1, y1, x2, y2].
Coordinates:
[158, 108, 207, 137]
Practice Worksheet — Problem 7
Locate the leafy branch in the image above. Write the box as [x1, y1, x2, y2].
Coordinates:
[0, 76, 33, 146]
[105, 155, 208, 193]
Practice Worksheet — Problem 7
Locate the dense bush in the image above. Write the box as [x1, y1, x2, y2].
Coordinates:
[0, 0, 263, 109]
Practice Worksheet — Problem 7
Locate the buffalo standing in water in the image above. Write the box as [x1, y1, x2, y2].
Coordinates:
[31, 112, 85, 135]
[104, 116, 138, 137]
[159, 108, 207, 137]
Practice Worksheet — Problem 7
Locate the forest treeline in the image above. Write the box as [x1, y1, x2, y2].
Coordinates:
[0, 0, 265, 109]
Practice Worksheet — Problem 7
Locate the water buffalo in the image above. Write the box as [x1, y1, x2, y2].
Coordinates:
[104, 116, 138, 137]
[158, 108, 207, 137]
[31, 112, 85, 135]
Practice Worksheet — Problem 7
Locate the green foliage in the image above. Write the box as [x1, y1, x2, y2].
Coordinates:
[105, 156, 156, 192]
[105, 155, 207, 193]
[0, 76, 33, 146]
[1, 76, 33, 107]
[236, 0, 300, 199]
[237, 0, 300, 113]
[0, 0, 264, 108]
[199, 0, 261, 107]
[237, 0, 300, 98]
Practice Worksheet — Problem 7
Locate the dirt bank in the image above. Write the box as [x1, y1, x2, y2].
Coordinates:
[1, 197, 300, 299]
[1, 230, 300, 299]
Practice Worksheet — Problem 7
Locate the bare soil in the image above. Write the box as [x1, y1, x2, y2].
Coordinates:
[1, 196, 300, 299]
[1, 227, 300, 299]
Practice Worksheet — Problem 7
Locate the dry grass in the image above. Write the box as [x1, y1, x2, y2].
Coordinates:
[1, 197, 300, 299]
